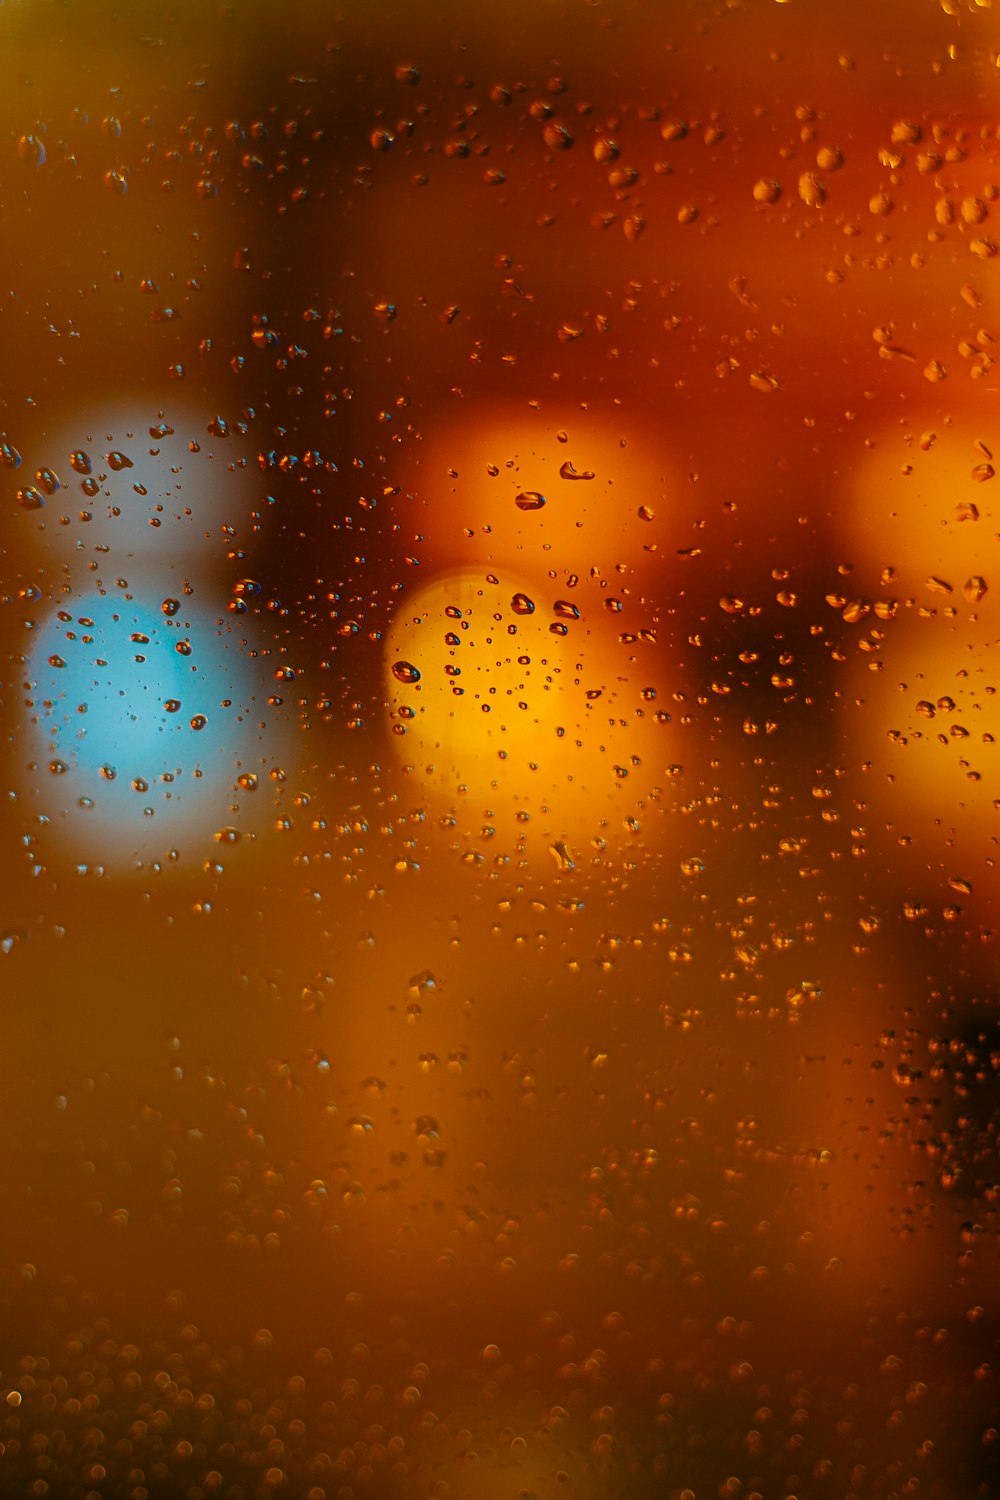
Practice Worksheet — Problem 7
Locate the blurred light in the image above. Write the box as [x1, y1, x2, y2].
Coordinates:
[22, 591, 287, 869]
[10, 399, 257, 579]
[385, 570, 681, 849]
[841, 414, 1000, 882]
[393, 401, 678, 587]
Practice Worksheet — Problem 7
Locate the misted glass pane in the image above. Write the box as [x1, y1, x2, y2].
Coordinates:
[1, 3, 997, 1498]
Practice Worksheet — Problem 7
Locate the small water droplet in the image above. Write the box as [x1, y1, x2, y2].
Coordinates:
[798, 172, 825, 207]
[515, 491, 546, 511]
[35, 467, 60, 495]
[542, 122, 574, 151]
[549, 841, 575, 871]
[752, 179, 781, 205]
[17, 134, 45, 166]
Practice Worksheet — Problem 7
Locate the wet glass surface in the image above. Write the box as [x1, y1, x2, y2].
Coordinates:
[1, 2, 999, 1497]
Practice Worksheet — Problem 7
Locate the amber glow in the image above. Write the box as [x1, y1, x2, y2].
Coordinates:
[841, 414, 1000, 887]
[384, 568, 684, 851]
[1, 2, 999, 1498]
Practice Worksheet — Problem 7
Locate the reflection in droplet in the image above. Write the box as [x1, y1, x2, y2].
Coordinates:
[17, 133, 46, 166]
[392, 660, 421, 683]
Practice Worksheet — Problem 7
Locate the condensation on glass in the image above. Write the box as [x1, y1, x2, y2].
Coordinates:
[0, 3, 997, 1498]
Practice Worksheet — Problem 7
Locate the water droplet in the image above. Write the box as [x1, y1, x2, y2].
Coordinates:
[549, 841, 575, 871]
[515, 491, 546, 511]
[559, 461, 595, 480]
[542, 122, 574, 151]
[392, 660, 421, 684]
[17, 134, 45, 166]
[752, 178, 781, 205]
[35, 467, 60, 495]
[511, 592, 535, 615]
[798, 172, 825, 207]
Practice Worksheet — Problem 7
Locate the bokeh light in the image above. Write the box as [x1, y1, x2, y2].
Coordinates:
[385, 569, 682, 852]
[22, 591, 287, 869]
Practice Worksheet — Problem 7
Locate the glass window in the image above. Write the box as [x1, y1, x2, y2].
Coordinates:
[1, 3, 997, 1497]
